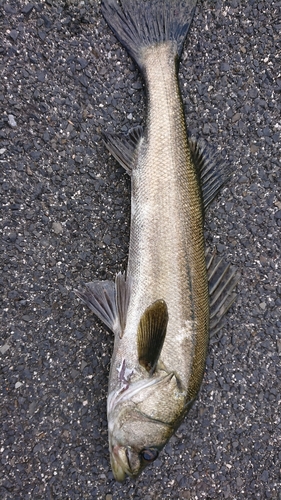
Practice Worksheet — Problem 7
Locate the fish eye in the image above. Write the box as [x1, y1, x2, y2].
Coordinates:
[140, 448, 159, 463]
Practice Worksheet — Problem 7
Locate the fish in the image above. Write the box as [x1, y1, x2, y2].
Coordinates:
[75, 0, 240, 482]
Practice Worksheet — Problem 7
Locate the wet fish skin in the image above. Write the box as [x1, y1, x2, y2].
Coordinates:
[106, 40, 209, 481]
[127, 41, 209, 400]
[75, 0, 239, 482]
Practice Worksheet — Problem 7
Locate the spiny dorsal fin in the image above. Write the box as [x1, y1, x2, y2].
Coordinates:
[189, 138, 233, 213]
[206, 249, 240, 336]
[137, 299, 168, 375]
[75, 271, 131, 337]
[103, 126, 143, 174]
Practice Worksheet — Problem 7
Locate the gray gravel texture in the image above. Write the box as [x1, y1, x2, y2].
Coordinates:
[1, 0, 281, 498]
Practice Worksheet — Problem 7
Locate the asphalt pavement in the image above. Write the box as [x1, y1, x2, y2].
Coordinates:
[1, 1, 280, 498]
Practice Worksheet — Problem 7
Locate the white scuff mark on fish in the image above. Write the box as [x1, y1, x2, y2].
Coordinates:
[117, 359, 134, 390]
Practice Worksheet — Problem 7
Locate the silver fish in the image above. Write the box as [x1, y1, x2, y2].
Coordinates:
[76, 0, 239, 482]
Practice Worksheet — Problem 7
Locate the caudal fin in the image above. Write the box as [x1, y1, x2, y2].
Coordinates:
[101, 0, 197, 70]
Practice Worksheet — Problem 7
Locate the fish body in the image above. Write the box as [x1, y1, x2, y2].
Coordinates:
[76, 0, 239, 482]
[109, 41, 208, 404]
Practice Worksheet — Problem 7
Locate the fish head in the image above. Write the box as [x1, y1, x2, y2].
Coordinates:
[107, 371, 186, 481]
[109, 410, 169, 482]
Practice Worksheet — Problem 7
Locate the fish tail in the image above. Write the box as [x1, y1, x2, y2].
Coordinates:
[101, 0, 197, 71]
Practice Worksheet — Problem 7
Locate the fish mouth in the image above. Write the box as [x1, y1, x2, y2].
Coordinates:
[110, 445, 132, 482]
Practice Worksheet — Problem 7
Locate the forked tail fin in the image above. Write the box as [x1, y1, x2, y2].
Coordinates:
[101, 0, 197, 71]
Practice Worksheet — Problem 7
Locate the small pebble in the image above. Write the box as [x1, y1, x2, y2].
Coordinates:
[52, 222, 63, 234]
[0, 344, 10, 354]
[8, 114, 17, 128]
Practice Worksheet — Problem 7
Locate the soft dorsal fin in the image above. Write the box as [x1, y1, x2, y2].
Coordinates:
[75, 271, 131, 337]
[189, 138, 233, 213]
[137, 299, 168, 374]
[103, 125, 144, 174]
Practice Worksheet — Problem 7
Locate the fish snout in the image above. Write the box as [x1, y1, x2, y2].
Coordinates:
[110, 445, 130, 482]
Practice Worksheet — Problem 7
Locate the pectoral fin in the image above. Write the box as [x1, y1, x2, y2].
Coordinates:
[137, 299, 168, 374]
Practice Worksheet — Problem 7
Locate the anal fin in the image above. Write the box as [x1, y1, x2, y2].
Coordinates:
[103, 126, 143, 174]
